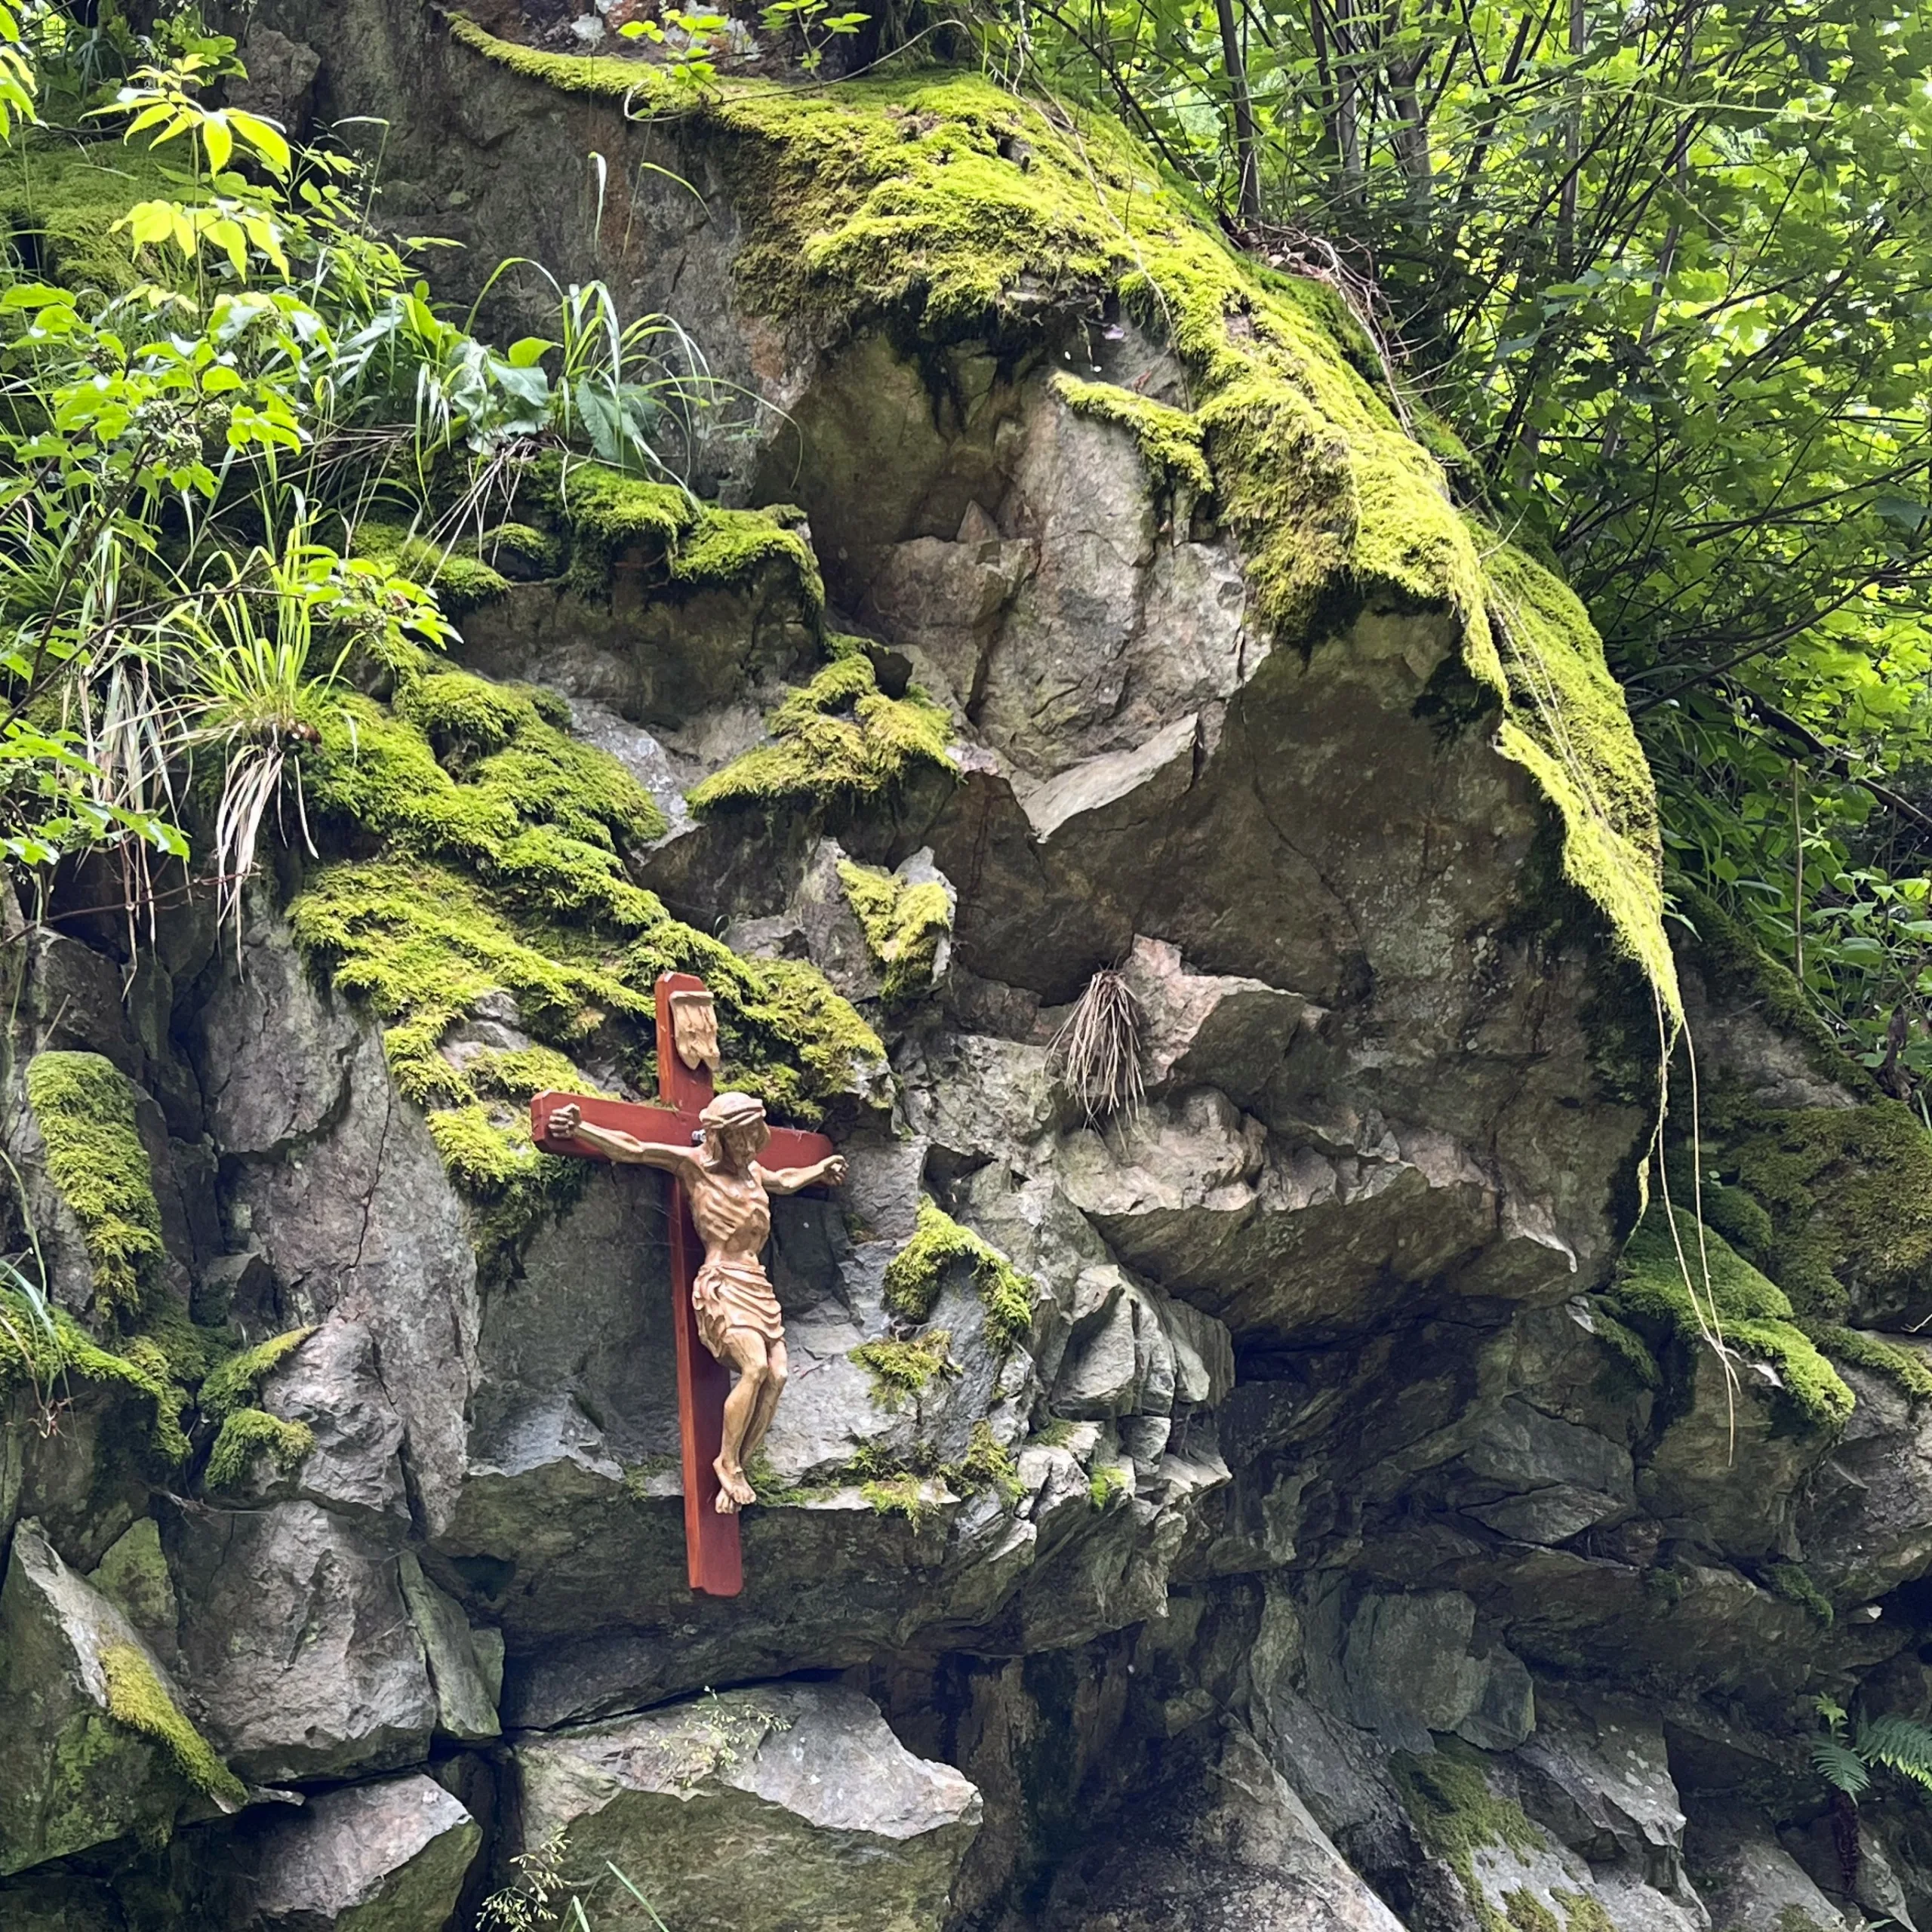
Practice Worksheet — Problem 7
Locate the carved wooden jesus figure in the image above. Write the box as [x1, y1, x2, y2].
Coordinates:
[544, 1090, 847, 1511]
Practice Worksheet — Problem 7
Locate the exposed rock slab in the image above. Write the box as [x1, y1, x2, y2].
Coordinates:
[164, 1501, 437, 1783]
[515, 1681, 982, 1931]
[236, 1771, 481, 1930]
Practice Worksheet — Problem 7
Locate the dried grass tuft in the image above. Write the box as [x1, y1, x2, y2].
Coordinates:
[1050, 968, 1144, 1124]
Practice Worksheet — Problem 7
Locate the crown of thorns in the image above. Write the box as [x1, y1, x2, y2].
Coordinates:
[698, 1091, 767, 1131]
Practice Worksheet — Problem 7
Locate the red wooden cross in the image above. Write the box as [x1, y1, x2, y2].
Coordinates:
[529, 971, 835, 1597]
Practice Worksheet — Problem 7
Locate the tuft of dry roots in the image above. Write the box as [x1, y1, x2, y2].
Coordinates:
[1050, 968, 1145, 1124]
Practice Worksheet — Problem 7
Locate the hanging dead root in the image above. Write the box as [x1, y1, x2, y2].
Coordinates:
[1051, 968, 1145, 1125]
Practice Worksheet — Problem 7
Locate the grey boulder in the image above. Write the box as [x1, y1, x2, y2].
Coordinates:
[237, 1771, 481, 1930]
[515, 1681, 983, 1931]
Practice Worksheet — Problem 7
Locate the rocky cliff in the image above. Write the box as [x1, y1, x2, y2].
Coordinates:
[6, 8, 1932, 1930]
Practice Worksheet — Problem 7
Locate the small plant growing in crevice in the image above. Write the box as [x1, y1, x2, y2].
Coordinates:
[1050, 968, 1144, 1126]
[1812, 1697, 1932, 1887]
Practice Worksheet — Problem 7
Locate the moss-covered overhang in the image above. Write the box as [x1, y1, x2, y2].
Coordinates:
[441, 11, 1678, 1015]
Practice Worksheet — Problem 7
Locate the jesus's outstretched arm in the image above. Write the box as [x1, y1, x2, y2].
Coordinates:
[546, 1103, 701, 1180]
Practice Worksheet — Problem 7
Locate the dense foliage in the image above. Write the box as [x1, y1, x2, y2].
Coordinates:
[0, 2, 717, 938]
[1004, 0, 1932, 1084]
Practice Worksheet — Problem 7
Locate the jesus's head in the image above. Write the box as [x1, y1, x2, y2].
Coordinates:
[698, 1091, 770, 1171]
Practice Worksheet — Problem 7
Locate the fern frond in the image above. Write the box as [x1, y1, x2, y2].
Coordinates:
[1858, 1714, 1932, 1790]
[1813, 1738, 1872, 1799]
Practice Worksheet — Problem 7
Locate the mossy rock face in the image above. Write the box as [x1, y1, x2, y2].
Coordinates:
[1704, 1102, 1932, 1327]
[24, 1051, 166, 1324]
[438, 22, 1671, 1014]
[0, 136, 180, 297]
[1608, 1204, 1850, 1559]
[288, 662, 884, 1263]
[453, 466, 825, 733]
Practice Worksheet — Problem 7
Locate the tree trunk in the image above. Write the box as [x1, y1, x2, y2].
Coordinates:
[1215, 0, 1263, 226]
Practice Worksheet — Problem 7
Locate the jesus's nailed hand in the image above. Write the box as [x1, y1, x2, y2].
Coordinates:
[547, 1102, 582, 1140]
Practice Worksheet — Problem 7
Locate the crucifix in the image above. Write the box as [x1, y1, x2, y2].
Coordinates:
[530, 972, 845, 1597]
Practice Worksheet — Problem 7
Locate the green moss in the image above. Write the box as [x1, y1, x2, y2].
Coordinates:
[838, 859, 952, 1003]
[424, 1049, 605, 1260]
[538, 462, 819, 608]
[25, 1052, 167, 1324]
[309, 674, 669, 921]
[752, 1426, 1021, 1513]
[100, 1641, 246, 1807]
[199, 1327, 315, 1420]
[952, 1419, 1025, 1504]
[90, 1519, 176, 1631]
[290, 663, 881, 1255]
[1607, 1204, 1853, 1432]
[448, 14, 681, 107]
[1774, 1909, 1829, 1932]
[0, 1284, 190, 1461]
[690, 648, 955, 818]
[673, 506, 821, 598]
[546, 463, 696, 588]
[440, 33, 1674, 1014]
[352, 520, 511, 614]
[0, 134, 178, 297]
[1765, 1561, 1834, 1626]
[205, 1407, 315, 1491]
[1584, 1299, 1661, 1392]
[1393, 1743, 1546, 1932]
[1697, 1181, 1776, 1260]
[1806, 1322, 1932, 1403]
[1715, 1102, 1932, 1320]
[1088, 1461, 1129, 1509]
[861, 1472, 944, 1524]
[620, 1454, 679, 1500]
[1483, 541, 1675, 1007]
[1552, 1890, 1617, 1932]
[883, 1195, 1035, 1348]
[1506, 1890, 1561, 1932]
[1051, 374, 1212, 497]
[851, 1327, 959, 1409]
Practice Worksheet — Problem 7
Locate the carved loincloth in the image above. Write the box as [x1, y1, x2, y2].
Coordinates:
[692, 1257, 784, 1358]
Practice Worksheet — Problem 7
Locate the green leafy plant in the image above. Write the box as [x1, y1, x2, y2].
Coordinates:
[477, 1834, 677, 1931]
[1810, 1696, 1932, 1889]
[618, 10, 732, 91]
[1813, 1698, 1932, 1804]
[758, 0, 867, 72]
[0, 33, 728, 936]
